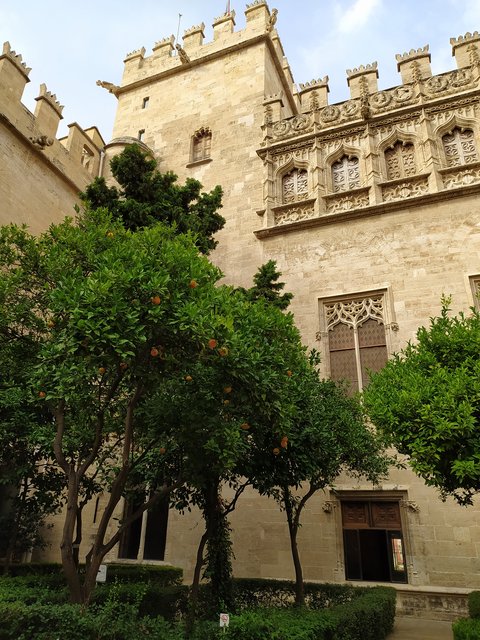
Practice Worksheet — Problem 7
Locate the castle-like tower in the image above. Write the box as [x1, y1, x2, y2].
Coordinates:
[0, 42, 104, 233]
[3, 2, 480, 620]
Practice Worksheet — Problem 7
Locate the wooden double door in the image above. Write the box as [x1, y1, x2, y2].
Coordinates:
[342, 500, 407, 583]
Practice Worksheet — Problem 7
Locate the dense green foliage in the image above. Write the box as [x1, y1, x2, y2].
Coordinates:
[0, 572, 395, 640]
[241, 259, 293, 310]
[364, 300, 480, 504]
[80, 144, 224, 254]
[453, 617, 480, 640]
[469, 590, 480, 618]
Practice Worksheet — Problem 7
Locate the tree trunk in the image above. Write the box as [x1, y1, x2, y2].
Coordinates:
[61, 467, 83, 604]
[283, 487, 305, 606]
[203, 480, 233, 613]
[288, 521, 304, 606]
[186, 530, 209, 635]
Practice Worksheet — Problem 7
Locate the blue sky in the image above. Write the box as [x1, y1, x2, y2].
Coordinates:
[1, 1, 479, 140]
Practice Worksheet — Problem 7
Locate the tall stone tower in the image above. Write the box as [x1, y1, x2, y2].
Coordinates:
[104, 2, 297, 285]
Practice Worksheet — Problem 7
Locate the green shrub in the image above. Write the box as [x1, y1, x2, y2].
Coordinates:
[105, 563, 182, 586]
[231, 578, 363, 612]
[453, 617, 480, 640]
[0, 563, 63, 577]
[0, 602, 96, 640]
[0, 601, 183, 640]
[468, 591, 480, 618]
[227, 608, 334, 640]
[92, 582, 189, 620]
[328, 587, 396, 640]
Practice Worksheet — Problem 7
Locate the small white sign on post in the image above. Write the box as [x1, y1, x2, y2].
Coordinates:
[219, 613, 230, 629]
[96, 564, 108, 583]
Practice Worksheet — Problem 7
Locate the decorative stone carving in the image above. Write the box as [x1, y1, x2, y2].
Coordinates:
[272, 114, 313, 140]
[325, 295, 384, 330]
[441, 164, 480, 189]
[273, 145, 309, 169]
[443, 128, 478, 167]
[30, 135, 54, 150]
[385, 142, 416, 180]
[264, 105, 273, 125]
[282, 168, 308, 203]
[341, 100, 361, 117]
[425, 68, 475, 96]
[266, 8, 278, 33]
[273, 201, 315, 225]
[324, 188, 370, 213]
[176, 44, 191, 64]
[332, 156, 360, 192]
[370, 91, 392, 109]
[96, 80, 120, 97]
[382, 176, 429, 202]
[393, 86, 414, 103]
[320, 105, 341, 123]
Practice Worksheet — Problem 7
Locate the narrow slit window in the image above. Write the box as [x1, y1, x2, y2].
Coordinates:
[142, 97, 150, 109]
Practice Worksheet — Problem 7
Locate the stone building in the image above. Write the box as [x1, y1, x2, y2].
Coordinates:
[2, 1, 480, 620]
[0, 42, 104, 233]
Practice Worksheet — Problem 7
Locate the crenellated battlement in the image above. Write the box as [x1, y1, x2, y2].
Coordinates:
[261, 28, 480, 146]
[1, 41, 31, 78]
[0, 41, 105, 193]
[118, 2, 289, 95]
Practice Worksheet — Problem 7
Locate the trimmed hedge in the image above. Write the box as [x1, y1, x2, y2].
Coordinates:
[453, 617, 480, 640]
[0, 562, 182, 586]
[0, 601, 183, 640]
[231, 577, 361, 611]
[194, 587, 395, 640]
[104, 563, 183, 586]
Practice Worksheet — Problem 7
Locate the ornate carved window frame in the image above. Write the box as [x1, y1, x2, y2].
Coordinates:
[434, 116, 479, 168]
[325, 145, 364, 195]
[275, 157, 310, 204]
[317, 288, 397, 388]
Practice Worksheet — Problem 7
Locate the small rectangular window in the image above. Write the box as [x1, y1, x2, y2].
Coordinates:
[142, 97, 149, 109]
[138, 129, 145, 142]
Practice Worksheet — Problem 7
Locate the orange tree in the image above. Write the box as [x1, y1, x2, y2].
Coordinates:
[140, 287, 310, 616]
[248, 351, 391, 606]
[0, 209, 229, 604]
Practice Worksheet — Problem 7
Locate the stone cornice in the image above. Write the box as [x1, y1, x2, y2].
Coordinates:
[254, 182, 480, 239]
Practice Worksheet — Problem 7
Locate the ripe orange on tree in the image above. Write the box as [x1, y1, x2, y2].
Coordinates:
[208, 338, 217, 349]
[150, 347, 159, 357]
[151, 295, 161, 305]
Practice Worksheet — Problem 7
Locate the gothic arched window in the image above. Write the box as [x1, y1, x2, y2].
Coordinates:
[385, 142, 416, 180]
[282, 168, 308, 203]
[442, 128, 478, 167]
[325, 295, 387, 394]
[332, 156, 360, 192]
[191, 127, 212, 162]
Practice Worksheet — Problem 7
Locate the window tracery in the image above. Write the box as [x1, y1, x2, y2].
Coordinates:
[332, 156, 360, 192]
[442, 127, 478, 167]
[282, 168, 308, 203]
[385, 142, 416, 180]
[325, 296, 387, 393]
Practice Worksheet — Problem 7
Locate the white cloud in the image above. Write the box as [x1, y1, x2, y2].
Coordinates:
[337, 0, 382, 33]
